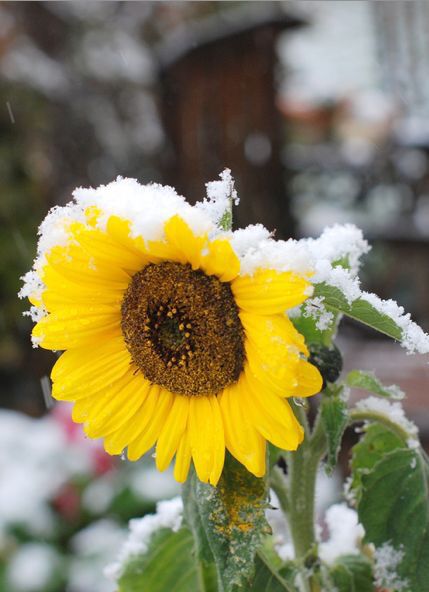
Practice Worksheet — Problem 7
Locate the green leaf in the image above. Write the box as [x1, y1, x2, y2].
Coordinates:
[183, 453, 270, 592]
[118, 527, 217, 592]
[346, 370, 404, 400]
[314, 283, 403, 341]
[321, 389, 348, 474]
[248, 553, 297, 592]
[350, 423, 405, 501]
[182, 472, 214, 565]
[329, 555, 374, 592]
[358, 448, 429, 592]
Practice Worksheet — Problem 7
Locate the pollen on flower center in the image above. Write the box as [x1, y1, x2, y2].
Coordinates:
[121, 261, 245, 396]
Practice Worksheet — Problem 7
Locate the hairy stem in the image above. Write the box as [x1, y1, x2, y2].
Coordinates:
[280, 403, 327, 592]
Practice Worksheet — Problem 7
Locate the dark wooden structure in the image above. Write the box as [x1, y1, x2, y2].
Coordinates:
[157, 3, 305, 238]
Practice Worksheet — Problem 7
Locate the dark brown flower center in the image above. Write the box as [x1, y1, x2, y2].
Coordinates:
[121, 261, 245, 396]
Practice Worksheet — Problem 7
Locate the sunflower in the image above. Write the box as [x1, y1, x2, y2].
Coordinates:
[23, 178, 322, 485]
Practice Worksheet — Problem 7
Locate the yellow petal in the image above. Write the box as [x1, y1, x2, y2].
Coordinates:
[33, 311, 121, 350]
[127, 388, 174, 461]
[219, 384, 266, 477]
[84, 375, 151, 439]
[174, 430, 192, 483]
[188, 396, 225, 485]
[51, 337, 130, 401]
[282, 314, 309, 356]
[103, 384, 160, 455]
[70, 372, 136, 424]
[242, 368, 304, 450]
[240, 312, 300, 395]
[232, 270, 312, 314]
[201, 239, 240, 282]
[156, 395, 190, 472]
[106, 215, 151, 262]
[295, 359, 323, 398]
[164, 215, 206, 270]
[45, 243, 131, 286]
[70, 222, 146, 275]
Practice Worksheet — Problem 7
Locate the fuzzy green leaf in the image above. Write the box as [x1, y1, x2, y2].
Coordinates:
[118, 527, 217, 592]
[358, 447, 429, 592]
[329, 555, 374, 592]
[321, 389, 348, 474]
[350, 423, 405, 502]
[183, 453, 270, 592]
[346, 370, 404, 400]
[313, 283, 403, 341]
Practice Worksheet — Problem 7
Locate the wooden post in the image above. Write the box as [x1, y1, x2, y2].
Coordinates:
[157, 6, 305, 239]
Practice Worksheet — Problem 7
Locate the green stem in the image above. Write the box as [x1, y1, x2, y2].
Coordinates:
[349, 408, 414, 443]
[283, 403, 327, 592]
[269, 465, 290, 515]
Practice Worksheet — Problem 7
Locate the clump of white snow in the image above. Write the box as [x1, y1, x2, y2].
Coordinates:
[197, 168, 239, 225]
[374, 543, 408, 591]
[319, 504, 365, 564]
[303, 296, 334, 331]
[354, 396, 418, 442]
[105, 497, 183, 581]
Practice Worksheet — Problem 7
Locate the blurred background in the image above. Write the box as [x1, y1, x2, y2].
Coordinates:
[1, 1, 429, 590]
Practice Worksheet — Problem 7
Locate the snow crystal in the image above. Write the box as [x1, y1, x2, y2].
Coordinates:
[74, 177, 213, 239]
[355, 396, 418, 439]
[7, 543, 60, 592]
[374, 543, 408, 591]
[305, 224, 370, 276]
[407, 437, 420, 450]
[105, 497, 183, 581]
[196, 168, 239, 226]
[319, 504, 365, 564]
[230, 224, 272, 257]
[303, 296, 334, 331]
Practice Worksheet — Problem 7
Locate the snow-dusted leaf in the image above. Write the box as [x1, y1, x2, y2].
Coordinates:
[313, 284, 402, 341]
[118, 527, 217, 592]
[346, 370, 404, 400]
[321, 389, 348, 474]
[358, 448, 429, 592]
[329, 555, 374, 592]
[183, 454, 270, 592]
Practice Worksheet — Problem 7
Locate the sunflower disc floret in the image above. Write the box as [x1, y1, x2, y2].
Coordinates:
[21, 176, 322, 485]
